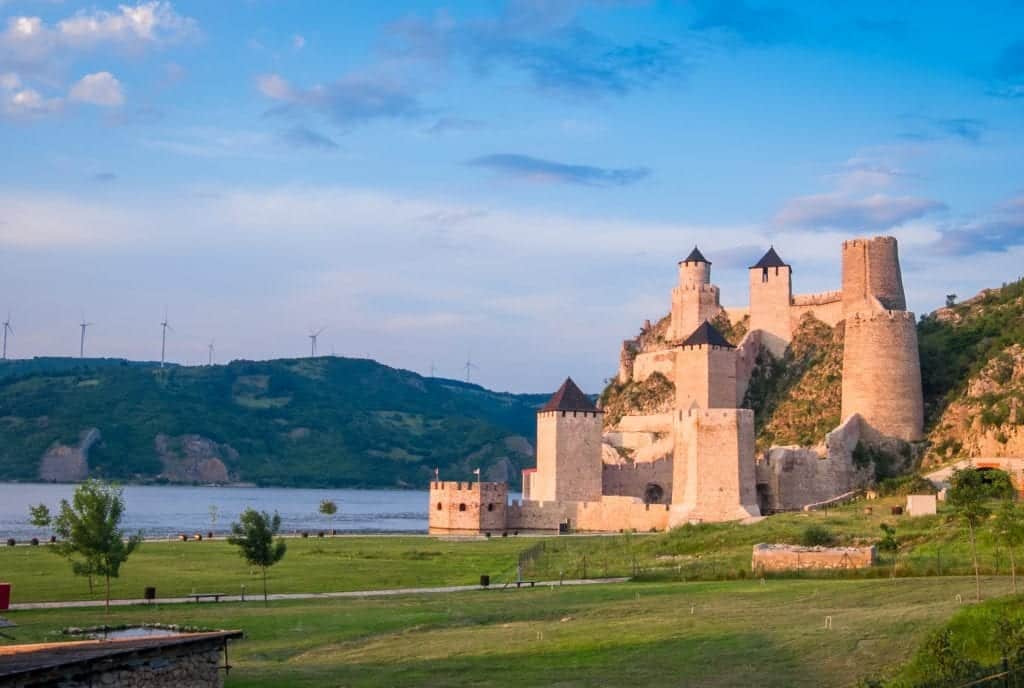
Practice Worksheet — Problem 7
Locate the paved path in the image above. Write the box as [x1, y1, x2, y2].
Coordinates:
[8, 577, 630, 611]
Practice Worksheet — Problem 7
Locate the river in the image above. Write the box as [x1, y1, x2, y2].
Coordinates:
[0, 483, 430, 540]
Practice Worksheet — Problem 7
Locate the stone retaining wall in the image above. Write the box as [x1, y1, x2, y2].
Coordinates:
[752, 543, 876, 572]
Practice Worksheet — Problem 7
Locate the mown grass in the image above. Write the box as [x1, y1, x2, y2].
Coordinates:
[2, 577, 1014, 687]
[0, 535, 531, 603]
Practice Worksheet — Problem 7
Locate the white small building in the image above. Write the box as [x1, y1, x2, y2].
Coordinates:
[906, 494, 937, 517]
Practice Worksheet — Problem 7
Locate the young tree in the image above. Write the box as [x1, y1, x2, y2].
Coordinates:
[208, 504, 219, 532]
[28, 503, 51, 529]
[48, 480, 141, 610]
[228, 508, 287, 605]
[993, 501, 1024, 594]
[318, 499, 338, 516]
[878, 523, 899, 577]
[947, 468, 1015, 601]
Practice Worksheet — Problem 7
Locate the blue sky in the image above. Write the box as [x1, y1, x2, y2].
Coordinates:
[1, 1, 1022, 393]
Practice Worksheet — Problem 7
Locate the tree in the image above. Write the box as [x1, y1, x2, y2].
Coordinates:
[878, 523, 898, 577]
[993, 501, 1024, 594]
[318, 499, 337, 516]
[228, 508, 287, 605]
[947, 468, 1015, 601]
[48, 480, 141, 610]
[28, 503, 51, 528]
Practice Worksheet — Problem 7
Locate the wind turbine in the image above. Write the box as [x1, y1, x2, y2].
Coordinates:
[308, 327, 325, 357]
[78, 316, 93, 359]
[160, 308, 173, 368]
[208, 340, 215, 366]
[464, 352, 479, 383]
[2, 313, 12, 360]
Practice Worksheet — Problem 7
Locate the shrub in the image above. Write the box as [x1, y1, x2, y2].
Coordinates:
[799, 524, 836, 547]
[878, 474, 937, 497]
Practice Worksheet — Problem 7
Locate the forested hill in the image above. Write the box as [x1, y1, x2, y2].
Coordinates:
[0, 356, 547, 489]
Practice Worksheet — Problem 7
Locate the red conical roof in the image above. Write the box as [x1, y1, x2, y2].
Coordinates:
[541, 377, 599, 412]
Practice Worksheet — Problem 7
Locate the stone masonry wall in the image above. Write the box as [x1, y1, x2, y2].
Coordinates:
[533, 410, 603, 503]
[429, 481, 508, 534]
[507, 497, 671, 532]
[842, 236, 906, 314]
[752, 543, 876, 572]
[841, 310, 923, 441]
[790, 292, 843, 328]
[632, 349, 676, 383]
[674, 345, 738, 410]
[602, 457, 673, 501]
[9, 642, 224, 688]
[671, 408, 760, 524]
[749, 265, 793, 356]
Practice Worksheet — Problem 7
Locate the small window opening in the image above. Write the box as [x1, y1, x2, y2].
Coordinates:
[487, 503, 494, 512]
[458, 503, 467, 512]
[436, 502, 442, 511]
[761, 267, 768, 282]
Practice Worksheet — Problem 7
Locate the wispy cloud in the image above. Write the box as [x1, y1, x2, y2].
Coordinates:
[258, 72, 423, 127]
[933, 195, 1024, 255]
[280, 124, 339, 151]
[689, 0, 798, 45]
[467, 153, 650, 187]
[777, 192, 945, 230]
[423, 116, 485, 135]
[899, 115, 987, 144]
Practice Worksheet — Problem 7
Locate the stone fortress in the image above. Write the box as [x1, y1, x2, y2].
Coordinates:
[430, 236, 924, 534]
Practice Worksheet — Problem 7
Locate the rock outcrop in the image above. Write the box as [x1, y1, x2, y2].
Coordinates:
[38, 428, 101, 482]
[154, 434, 234, 483]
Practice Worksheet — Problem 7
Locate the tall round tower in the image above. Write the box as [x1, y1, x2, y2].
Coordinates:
[841, 311, 923, 441]
[841, 236, 907, 314]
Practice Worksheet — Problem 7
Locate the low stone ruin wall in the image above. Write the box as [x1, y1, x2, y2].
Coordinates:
[752, 543, 876, 572]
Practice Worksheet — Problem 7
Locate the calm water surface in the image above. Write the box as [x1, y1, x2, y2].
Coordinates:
[0, 483, 429, 540]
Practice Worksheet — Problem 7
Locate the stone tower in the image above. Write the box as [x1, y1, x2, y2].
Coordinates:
[839, 236, 923, 442]
[669, 321, 759, 523]
[841, 236, 906, 314]
[674, 321, 738, 409]
[670, 247, 722, 341]
[748, 246, 793, 356]
[531, 377, 603, 503]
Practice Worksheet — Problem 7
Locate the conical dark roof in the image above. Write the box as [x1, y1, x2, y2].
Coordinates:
[750, 246, 789, 269]
[541, 377, 599, 412]
[681, 321, 735, 349]
[681, 246, 709, 264]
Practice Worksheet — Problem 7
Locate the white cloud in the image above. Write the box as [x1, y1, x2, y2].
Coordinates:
[0, 2, 196, 73]
[292, 34, 305, 50]
[256, 73, 293, 100]
[68, 71, 124, 106]
[1, 83, 62, 117]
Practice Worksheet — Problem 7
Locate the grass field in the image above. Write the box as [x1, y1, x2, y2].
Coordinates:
[2, 577, 1016, 687]
[0, 535, 531, 603]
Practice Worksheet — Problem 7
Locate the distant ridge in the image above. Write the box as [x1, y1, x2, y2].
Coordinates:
[0, 355, 548, 489]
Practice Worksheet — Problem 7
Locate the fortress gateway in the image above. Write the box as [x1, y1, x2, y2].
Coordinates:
[430, 236, 924, 534]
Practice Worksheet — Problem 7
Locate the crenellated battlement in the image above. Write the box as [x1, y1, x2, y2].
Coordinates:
[846, 309, 916, 324]
[842, 235, 898, 249]
[792, 290, 842, 306]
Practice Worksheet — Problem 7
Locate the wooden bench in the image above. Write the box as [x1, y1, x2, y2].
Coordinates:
[190, 593, 225, 603]
[513, 581, 537, 588]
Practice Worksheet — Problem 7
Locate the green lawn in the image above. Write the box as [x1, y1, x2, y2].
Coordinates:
[2, 577, 1016, 687]
[523, 496, 1018, 583]
[0, 535, 532, 604]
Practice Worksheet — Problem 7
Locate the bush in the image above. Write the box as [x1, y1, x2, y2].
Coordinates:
[878, 474, 937, 497]
[800, 525, 836, 547]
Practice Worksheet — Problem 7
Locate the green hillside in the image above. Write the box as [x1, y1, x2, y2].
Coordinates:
[0, 356, 546, 488]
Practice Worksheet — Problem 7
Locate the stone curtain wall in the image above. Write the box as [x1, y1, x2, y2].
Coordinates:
[428, 481, 508, 534]
[752, 543, 876, 572]
[602, 458, 673, 501]
[790, 292, 843, 328]
[841, 311, 924, 441]
[631, 349, 676, 383]
[507, 497, 671, 532]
